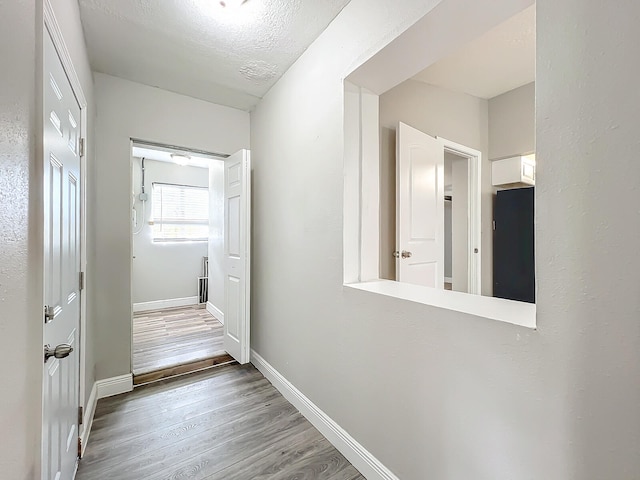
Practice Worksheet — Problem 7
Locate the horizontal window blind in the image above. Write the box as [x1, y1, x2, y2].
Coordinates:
[152, 183, 209, 242]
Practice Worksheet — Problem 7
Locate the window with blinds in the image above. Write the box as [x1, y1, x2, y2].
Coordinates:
[152, 183, 209, 242]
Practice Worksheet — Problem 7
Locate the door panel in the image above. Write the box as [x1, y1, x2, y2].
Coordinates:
[223, 150, 251, 364]
[396, 122, 445, 288]
[228, 195, 240, 256]
[43, 28, 81, 480]
[226, 275, 241, 340]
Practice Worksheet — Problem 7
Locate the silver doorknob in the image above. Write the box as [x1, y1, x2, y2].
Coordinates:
[393, 251, 400, 258]
[401, 250, 412, 258]
[44, 344, 73, 363]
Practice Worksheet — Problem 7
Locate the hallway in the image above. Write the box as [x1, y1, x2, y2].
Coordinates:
[77, 364, 364, 480]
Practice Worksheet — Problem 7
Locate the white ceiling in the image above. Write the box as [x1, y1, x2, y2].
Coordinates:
[79, 0, 352, 111]
[412, 5, 535, 99]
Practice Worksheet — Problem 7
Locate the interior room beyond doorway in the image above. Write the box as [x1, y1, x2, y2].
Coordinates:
[130, 142, 230, 383]
[444, 150, 470, 293]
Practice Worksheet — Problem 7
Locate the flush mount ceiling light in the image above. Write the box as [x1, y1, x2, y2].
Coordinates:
[218, 0, 247, 8]
[197, 0, 258, 25]
[170, 153, 191, 166]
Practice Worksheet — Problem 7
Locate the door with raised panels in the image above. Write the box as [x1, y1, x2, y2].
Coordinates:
[43, 27, 82, 480]
[223, 150, 251, 364]
[396, 122, 445, 288]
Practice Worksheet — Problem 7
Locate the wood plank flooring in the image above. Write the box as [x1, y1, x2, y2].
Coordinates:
[77, 364, 365, 480]
[133, 305, 225, 376]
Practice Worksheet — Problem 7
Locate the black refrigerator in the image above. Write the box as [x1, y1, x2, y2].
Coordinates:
[493, 187, 535, 303]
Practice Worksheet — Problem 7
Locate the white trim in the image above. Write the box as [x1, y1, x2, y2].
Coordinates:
[360, 89, 380, 281]
[343, 81, 363, 283]
[133, 296, 199, 313]
[347, 280, 536, 329]
[206, 301, 224, 324]
[95, 374, 133, 400]
[251, 350, 400, 480]
[79, 375, 133, 455]
[79, 383, 97, 457]
[444, 276, 453, 284]
[242, 153, 251, 364]
[129, 140, 136, 382]
[437, 137, 482, 296]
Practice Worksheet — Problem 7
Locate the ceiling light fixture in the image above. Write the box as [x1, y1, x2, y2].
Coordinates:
[218, 0, 247, 8]
[170, 153, 191, 166]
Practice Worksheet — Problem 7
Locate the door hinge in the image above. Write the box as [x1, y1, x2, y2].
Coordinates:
[493, 220, 496, 231]
[78, 406, 84, 425]
[78, 436, 82, 458]
[44, 305, 55, 324]
[79, 137, 85, 157]
[79, 271, 85, 291]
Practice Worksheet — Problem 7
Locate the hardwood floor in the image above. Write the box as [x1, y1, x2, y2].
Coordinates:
[77, 364, 365, 480]
[133, 305, 225, 377]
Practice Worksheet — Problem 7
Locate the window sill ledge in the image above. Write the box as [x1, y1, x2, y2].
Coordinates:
[345, 280, 536, 329]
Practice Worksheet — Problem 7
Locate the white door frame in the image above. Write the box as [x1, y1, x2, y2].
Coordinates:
[43, 0, 89, 459]
[437, 137, 482, 295]
[127, 140, 234, 373]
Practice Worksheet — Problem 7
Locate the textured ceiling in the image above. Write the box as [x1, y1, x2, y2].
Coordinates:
[79, 0, 351, 110]
[412, 5, 535, 99]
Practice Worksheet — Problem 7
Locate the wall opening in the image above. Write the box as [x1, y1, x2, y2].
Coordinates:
[343, 0, 537, 328]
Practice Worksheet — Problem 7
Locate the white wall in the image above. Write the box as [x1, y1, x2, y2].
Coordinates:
[93, 73, 249, 379]
[132, 159, 209, 305]
[0, 0, 96, 476]
[250, 0, 640, 478]
[0, 2, 41, 476]
[379, 79, 492, 294]
[537, 0, 640, 476]
[489, 82, 535, 159]
[208, 161, 225, 316]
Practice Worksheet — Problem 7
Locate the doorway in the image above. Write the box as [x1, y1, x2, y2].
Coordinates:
[128, 141, 250, 384]
[441, 139, 482, 295]
[443, 147, 479, 293]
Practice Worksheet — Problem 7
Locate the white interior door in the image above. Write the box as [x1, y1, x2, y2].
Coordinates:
[396, 122, 445, 288]
[223, 150, 251, 364]
[43, 28, 82, 480]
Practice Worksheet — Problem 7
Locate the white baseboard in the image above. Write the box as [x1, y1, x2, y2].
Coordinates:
[206, 301, 224, 324]
[251, 350, 399, 480]
[80, 373, 132, 456]
[444, 276, 453, 283]
[95, 373, 133, 399]
[79, 382, 97, 457]
[133, 296, 199, 313]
